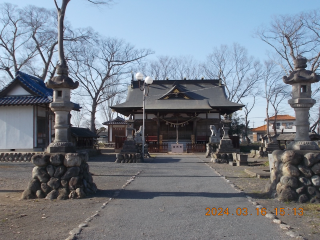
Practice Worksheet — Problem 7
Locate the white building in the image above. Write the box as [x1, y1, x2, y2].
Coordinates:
[251, 115, 296, 142]
[0, 71, 81, 152]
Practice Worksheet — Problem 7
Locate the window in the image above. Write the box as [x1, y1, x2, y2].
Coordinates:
[301, 85, 306, 93]
[57, 91, 62, 97]
[286, 122, 293, 129]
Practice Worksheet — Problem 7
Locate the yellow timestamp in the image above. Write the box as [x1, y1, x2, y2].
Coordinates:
[205, 207, 304, 216]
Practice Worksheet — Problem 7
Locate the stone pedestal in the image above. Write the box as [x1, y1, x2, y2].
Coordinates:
[266, 149, 320, 203]
[216, 139, 239, 154]
[21, 152, 97, 200]
[264, 142, 280, 152]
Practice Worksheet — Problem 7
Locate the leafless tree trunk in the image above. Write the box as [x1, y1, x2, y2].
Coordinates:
[241, 95, 257, 144]
[261, 60, 290, 138]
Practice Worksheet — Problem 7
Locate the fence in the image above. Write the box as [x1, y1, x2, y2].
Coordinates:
[148, 143, 168, 153]
[186, 143, 206, 153]
[115, 136, 127, 149]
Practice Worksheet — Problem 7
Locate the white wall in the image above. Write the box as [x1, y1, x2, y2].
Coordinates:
[0, 106, 34, 149]
[7, 85, 31, 96]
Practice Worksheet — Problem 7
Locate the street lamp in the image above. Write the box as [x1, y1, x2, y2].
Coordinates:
[136, 72, 153, 158]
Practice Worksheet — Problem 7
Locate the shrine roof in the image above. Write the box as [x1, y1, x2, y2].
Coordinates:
[102, 116, 127, 125]
[111, 79, 243, 115]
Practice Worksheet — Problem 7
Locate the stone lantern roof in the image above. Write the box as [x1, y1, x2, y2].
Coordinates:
[283, 57, 320, 85]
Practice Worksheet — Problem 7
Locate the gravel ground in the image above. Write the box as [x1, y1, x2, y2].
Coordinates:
[197, 154, 320, 240]
[0, 150, 319, 240]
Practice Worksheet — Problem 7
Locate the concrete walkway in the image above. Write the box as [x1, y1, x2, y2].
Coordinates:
[78, 155, 290, 240]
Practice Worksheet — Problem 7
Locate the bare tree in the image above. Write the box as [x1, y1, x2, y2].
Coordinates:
[261, 60, 290, 137]
[241, 95, 257, 144]
[203, 43, 262, 103]
[0, 3, 97, 82]
[100, 91, 125, 122]
[255, 10, 320, 73]
[138, 55, 204, 80]
[67, 36, 153, 132]
[0, 3, 37, 79]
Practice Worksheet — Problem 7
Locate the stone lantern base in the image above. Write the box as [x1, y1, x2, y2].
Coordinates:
[287, 141, 319, 151]
[46, 142, 77, 153]
[266, 149, 320, 203]
[21, 152, 97, 200]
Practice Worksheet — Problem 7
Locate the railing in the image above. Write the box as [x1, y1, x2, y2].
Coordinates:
[148, 143, 168, 153]
[186, 143, 206, 153]
[115, 136, 127, 149]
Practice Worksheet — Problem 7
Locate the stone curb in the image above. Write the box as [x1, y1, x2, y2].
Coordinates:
[65, 170, 143, 240]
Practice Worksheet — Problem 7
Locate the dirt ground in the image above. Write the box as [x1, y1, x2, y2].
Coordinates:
[201, 155, 320, 240]
[0, 149, 142, 240]
[0, 151, 319, 240]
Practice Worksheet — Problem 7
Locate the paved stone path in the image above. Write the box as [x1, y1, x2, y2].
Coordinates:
[78, 155, 290, 240]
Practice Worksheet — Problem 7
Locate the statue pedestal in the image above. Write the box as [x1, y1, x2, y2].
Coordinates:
[216, 139, 239, 154]
[287, 141, 319, 150]
[47, 142, 76, 153]
[264, 142, 280, 152]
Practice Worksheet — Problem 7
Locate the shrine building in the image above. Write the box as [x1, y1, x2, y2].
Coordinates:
[111, 78, 243, 151]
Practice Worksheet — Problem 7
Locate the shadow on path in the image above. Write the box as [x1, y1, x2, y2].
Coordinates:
[96, 189, 245, 199]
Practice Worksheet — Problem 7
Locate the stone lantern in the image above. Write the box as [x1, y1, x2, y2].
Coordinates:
[215, 114, 239, 154]
[46, 65, 79, 153]
[283, 56, 320, 150]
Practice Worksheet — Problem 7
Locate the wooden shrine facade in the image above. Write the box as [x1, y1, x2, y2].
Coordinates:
[111, 79, 243, 147]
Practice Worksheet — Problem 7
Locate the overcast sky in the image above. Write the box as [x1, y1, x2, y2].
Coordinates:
[7, 0, 320, 127]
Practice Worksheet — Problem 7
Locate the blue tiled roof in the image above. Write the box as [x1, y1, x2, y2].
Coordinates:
[0, 71, 80, 109]
[15, 71, 53, 97]
[0, 96, 51, 105]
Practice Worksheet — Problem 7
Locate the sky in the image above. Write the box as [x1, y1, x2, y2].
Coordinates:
[7, 0, 320, 127]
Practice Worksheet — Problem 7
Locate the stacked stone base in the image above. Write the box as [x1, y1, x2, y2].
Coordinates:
[266, 150, 320, 203]
[115, 153, 142, 163]
[21, 152, 97, 200]
[211, 153, 233, 163]
[0, 152, 39, 162]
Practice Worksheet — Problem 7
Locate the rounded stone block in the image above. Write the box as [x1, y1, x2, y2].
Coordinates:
[47, 177, 61, 190]
[32, 167, 50, 183]
[32, 154, 50, 167]
[282, 163, 300, 177]
[299, 177, 312, 186]
[281, 150, 302, 165]
[311, 175, 320, 187]
[61, 167, 80, 180]
[298, 194, 309, 203]
[278, 187, 298, 202]
[304, 152, 320, 167]
[297, 165, 313, 178]
[50, 154, 64, 166]
[311, 163, 320, 174]
[64, 153, 81, 167]
[280, 176, 298, 188]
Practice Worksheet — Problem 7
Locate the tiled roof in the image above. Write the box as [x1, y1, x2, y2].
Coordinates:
[0, 71, 81, 110]
[102, 116, 127, 125]
[266, 115, 295, 121]
[0, 71, 53, 98]
[0, 96, 51, 106]
[252, 124, 267, 132]
[111, 79, 244, 116]
[71, 127, 98, 138]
